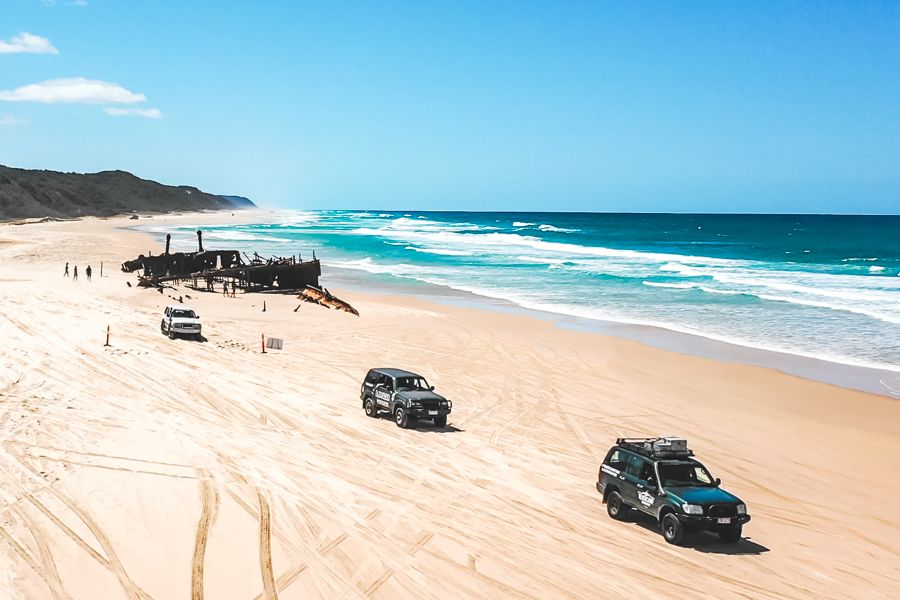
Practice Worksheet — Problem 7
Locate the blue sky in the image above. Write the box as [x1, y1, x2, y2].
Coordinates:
[1, 1, 899, 213]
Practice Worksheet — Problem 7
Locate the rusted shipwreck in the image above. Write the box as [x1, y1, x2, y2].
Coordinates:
[122, 230, 321, 293]
[298, 286, 360, 316]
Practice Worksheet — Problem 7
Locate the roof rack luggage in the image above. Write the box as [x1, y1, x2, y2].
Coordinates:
[616, 437, 693, 458]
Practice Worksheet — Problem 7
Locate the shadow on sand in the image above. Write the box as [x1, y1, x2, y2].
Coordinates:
[370, 414, 465, 433]
[626, 511, 770, 555]
[407, 421, 465, 434]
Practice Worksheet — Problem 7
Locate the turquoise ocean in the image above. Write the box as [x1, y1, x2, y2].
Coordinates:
[147, 212, 900, 378]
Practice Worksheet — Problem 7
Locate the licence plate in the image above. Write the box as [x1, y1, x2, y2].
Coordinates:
[428, 410, 438, 415]
[717, 517, 731, 524]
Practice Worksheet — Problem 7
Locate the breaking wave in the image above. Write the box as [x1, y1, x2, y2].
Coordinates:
[144, 210, 900, 374]
[537, 224, 579, 233]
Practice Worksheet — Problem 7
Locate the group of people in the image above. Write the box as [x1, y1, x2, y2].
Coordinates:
[223, 280, 239, 297]
[64, 262, 93, 281]
[203, 275, 239, 296]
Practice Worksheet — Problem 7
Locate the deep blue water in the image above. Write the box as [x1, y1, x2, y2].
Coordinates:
[148, 212, 900, 372]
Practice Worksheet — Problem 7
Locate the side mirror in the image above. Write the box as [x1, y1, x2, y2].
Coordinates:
[715, 478, 722, 486]
[429, 386, 435, 391]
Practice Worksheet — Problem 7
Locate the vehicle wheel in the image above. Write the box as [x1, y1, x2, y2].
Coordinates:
[364, 398, 378, 418]
[433, 415, 447, 428]
[718, 525, 742, 544]
[168, 328, 176, 340]
[606, 491, 629, 521]
[661, 513, 684, 545]
[394, 407, 409, 428]
[160, 320, 166, 335]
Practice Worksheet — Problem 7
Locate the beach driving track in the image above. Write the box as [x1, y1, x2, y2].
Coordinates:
[2, 222, 900, 599]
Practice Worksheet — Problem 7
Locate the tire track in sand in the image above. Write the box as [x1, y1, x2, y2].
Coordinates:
[0, 525, 44, 587]
[8, 452, 152, 600]
[191, 478, 219, 600]
[11, 505, 72, 600]
[257, 489, 279, 600]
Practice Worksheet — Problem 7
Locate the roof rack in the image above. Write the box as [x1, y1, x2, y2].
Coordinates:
[616, 437, 694, 459]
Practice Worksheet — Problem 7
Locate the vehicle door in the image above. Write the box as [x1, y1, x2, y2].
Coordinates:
[164, 307, 171, 331]
[373, 376, 393, 410]
[618, 452, 644, 508]
[634, 460, 662, 516]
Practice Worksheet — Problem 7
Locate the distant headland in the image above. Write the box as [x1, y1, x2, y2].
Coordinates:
[0, 164, 255, 220]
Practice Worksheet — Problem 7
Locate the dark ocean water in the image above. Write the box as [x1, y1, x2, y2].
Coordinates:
[148, 212, 900, 373]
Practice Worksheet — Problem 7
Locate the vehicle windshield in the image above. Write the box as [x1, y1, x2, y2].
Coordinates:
[395, 377, 430, 391]
[172, 309, 196, 318]
[658, 461, 716, 488]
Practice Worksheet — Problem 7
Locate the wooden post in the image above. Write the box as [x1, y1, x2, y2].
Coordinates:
[104, 325, 110, 347]
[100, 261, 103, 277]
[261, 333, 266, 354]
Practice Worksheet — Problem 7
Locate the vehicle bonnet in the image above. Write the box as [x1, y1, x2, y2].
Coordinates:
[665, 486, 740, 505]
[396, 390, 446, 403]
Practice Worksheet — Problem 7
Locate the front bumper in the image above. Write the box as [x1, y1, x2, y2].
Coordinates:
[678, 513, 751, 529]
[407, 407, 451, 418]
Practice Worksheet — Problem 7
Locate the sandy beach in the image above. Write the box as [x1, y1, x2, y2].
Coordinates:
[1, 214, 899, 600]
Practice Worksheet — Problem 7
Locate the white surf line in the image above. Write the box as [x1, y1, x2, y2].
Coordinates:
[877, 379, 900, 397]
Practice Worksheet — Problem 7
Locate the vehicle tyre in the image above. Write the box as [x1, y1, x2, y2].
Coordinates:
[661, 513, 684, 545]
[718, 525, 742, 544]
[433, 415, 447, 428]
[364, 398, 378, 418]
[395, 407, 409, 429]
[160, 320, 166, 335]
[606, 491, 629, 521]
[168, 327, 176, 340]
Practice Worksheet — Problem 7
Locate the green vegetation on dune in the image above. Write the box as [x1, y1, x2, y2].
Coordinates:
[0, 164, 255, 220]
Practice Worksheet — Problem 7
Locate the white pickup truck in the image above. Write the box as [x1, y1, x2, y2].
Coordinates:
[160, 304, 202, 340]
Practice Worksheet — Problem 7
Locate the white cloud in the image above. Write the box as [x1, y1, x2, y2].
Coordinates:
[0, 33, 59, 55]
[0, 114, 26, 128]
[103, 107, 163, 119]
[0, 78, 145, 104]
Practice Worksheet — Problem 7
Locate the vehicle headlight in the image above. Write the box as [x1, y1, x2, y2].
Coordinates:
[681, 504, 703, 515]
[736, 504, 746, 515]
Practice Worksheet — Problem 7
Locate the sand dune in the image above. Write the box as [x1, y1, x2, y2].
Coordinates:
[0, 215, 898, 599]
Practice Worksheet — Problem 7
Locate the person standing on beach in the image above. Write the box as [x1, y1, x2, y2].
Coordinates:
[86, 265, 92, 281]
[73, 265, 78, 281]
[64, 262, 69, 277]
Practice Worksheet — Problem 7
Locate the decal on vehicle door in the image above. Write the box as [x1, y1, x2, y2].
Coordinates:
[375, 389, 390, 407]
[601, 465, 620, 477]
[637, 490, 655, 507]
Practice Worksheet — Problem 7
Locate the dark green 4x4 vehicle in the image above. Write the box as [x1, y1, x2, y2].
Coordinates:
[360, 368, 452, 428]
[596, 437, 750, 545]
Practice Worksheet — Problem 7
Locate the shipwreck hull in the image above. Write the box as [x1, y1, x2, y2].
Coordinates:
[123, 229, 321, 293]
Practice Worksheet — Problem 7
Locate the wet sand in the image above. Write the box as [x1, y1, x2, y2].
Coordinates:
[0, 214, 898, 599]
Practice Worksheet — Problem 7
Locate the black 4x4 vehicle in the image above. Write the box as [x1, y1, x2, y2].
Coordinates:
[597, 437, 750, 545]
[360, 368, 452, 428]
